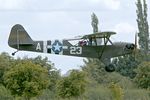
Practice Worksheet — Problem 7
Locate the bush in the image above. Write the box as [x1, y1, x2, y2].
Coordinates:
[0, 84, 13, 100]
[134, 62, 150, 89]
[3, 61, 49, 99]
[124, 89, 150, 100]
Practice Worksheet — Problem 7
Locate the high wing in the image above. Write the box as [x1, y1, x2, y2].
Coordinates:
[65, 32, 116, 41]
[82, 31, 116, 39]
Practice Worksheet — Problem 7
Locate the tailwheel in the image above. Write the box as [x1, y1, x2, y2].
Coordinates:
[105, 64, 115, 72]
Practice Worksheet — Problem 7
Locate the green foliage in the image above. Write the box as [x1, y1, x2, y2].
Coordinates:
[91, 12, 99, 33]
[82, 73, 150, 100]
[82, 59, 108, 84]
[113, 0, 150, 79]
[37, 89, 56, 100]
[0, 51, 149, 100]
[56, 70, 86, 99]
[136, 0, 149, 53]
[106, 73, 136, 89]
[21, 56, 61, 91]
[124, 89, 150, 100]
[109, 83, 124, 100]
[134, 61, 150, 89]
[20, 56, 53, 70]
[0, 52, 14, 84]
[112, 55, 139, 78]
[0, 84, 13, 100]
[83, 84, 112, 100]
[48, 69, 61, 91]
[3, 60, 49, 99]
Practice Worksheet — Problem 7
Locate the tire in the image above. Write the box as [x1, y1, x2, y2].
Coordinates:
[105, 64, 115, 72]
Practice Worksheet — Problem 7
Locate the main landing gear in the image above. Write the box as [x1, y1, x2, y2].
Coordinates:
[105, 64, 115, 72]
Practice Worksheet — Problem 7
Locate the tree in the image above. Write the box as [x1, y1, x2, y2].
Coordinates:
[0, 52, 14, 84]
[136, 0, 149, 54]
[23, 56, 61, 91]
[0, 84, 13, 100]
[112, 55, 140, 79]
[82, 59, 108, 84]
[91, 12, 99, 33]
[23, 56, 53, 70]
[82, 13, 108, 83]
[3, 60, 49, 99]
[56, 70, 86, 99]
[109, 82, 124, 100]
[114, 0, 150, 79]
[134, 61, 150, 89]
[112, 0, 150, 80]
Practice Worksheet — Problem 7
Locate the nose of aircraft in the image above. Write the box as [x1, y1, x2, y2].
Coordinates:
[125, 43, 135, 50]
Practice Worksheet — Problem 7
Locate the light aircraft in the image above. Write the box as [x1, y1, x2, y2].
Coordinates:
[8, 24, 136, 72]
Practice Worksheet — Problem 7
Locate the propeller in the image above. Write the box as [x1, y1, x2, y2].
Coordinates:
[134, 33, 138, 58]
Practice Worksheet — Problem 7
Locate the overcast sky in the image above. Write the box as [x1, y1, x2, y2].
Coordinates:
[0, 0, 150, 74]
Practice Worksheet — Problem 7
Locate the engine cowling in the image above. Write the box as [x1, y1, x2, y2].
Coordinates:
[125, 44, 135, 50]
[105, 64, 115, 72]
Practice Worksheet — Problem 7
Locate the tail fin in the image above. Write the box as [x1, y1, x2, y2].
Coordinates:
[8, 24, 33, 48]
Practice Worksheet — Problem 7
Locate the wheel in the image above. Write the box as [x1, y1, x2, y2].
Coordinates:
[12, 53, 15, 56]
[105, 64, 115, 72]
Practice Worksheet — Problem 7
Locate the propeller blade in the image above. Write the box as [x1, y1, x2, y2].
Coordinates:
[134, 33, 138, 58]
[135, 33, 137, 48]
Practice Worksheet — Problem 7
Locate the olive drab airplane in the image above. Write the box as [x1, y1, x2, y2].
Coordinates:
[8, 24, 136, 72]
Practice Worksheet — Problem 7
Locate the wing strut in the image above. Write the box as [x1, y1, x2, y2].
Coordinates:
[99, 35, 113, 59]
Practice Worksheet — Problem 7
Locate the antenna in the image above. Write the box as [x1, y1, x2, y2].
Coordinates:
[12, 29, 21, 56]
